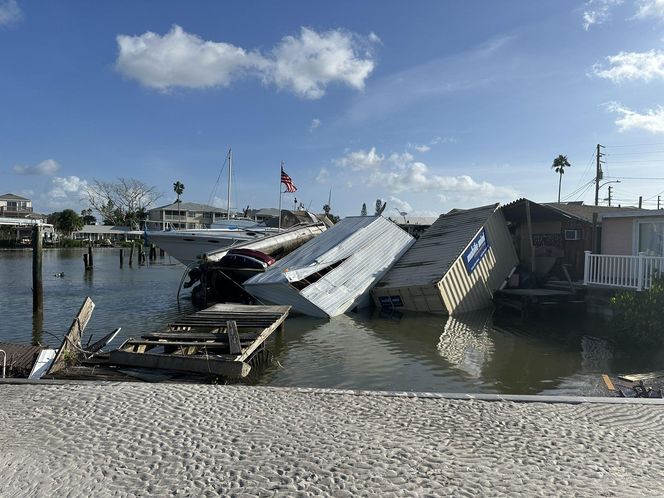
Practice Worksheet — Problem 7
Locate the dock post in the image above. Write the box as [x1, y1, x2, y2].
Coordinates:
[129, 244, 134, 266]
[159, 248, 165, 258]
[32, 225, 43, 314]
[87, 243, 93, 269]
[120, 248, 124, 267]
[83, 253, 90, 270]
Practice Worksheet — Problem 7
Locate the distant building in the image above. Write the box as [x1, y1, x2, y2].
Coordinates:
[72, 225, 143, 242]
[386, 215, 439, 238]
[0, 193, 33, 218]
[147, 202, 231, 229]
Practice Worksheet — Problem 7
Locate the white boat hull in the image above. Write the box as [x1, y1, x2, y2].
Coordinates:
[147, 229, 274, 266]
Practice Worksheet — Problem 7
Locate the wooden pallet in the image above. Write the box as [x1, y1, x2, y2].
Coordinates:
[108, 304, 290, 378]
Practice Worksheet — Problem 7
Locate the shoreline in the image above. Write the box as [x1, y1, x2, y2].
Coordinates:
[2, 382, 663, 496]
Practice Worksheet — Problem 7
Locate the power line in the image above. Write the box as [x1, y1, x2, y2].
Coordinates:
[605, 142, 664, 147]
[605, 176, 664, 180]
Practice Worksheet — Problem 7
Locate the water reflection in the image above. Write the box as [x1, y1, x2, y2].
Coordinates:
[437, 311, 494, 379]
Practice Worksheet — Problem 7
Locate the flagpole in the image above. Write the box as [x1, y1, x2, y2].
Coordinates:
[278, 161, 283, 232]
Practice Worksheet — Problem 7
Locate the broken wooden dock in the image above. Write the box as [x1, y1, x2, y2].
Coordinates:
[108, 304, 291, 379]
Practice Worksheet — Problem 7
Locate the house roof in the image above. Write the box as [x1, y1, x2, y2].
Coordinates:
[0, 193, 30, 201]
[501, 198, 584, 223]
[542, 202, 643, 223]
[150, 201, 228, 212]
[376, 204, 499, 288]
[387, 216, 439, 226]
[600, 209, 664, 220]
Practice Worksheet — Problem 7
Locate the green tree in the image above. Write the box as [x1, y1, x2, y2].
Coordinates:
[80, 208, 96, 225]
[552, 154, 571, 203]
[360, 203, 367, 216]
[49, 209, 83, 237]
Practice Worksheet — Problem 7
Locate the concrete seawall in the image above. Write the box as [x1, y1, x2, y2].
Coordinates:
[1, 383, 663, 496]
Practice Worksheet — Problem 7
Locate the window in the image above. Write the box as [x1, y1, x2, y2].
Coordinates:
[638, 222, 664, 256]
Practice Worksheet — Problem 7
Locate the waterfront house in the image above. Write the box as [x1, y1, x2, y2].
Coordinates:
[584, 209, 664, 290]
[147, 202, 230, 230]
[0, 193, 32, 218]
[72, 225, 144, 243]
[243, 216, 415, 318]
[372, 204, 517, 315]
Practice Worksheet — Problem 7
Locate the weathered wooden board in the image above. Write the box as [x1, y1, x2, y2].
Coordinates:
[618, 371, 664, 382]
[142, 331, 259, 341]
[108, 350, 251, 378]
[237, 308, 290, 362]
[226, 320, 241, 355]
[47, 297, 95, 375]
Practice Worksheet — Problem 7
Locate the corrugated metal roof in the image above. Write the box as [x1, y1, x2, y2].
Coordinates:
[244, 216, 414, 317]
[375, 204, 499, 289]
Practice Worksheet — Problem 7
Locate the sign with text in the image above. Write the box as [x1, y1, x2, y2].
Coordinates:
[463, 228, 490, 275]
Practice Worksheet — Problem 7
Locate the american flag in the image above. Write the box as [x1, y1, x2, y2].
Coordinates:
[281, 167, 297, 193]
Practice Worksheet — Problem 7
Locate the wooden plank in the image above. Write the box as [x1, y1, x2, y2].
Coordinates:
[108, 350, 251, 378]
[618, 371, 664, 382]
[226, 320, 242, 355]
[602, 374, 615, 391]
[125, 339, 254, 348]
[143, 332, 259, 341]
[237, 307, 290, 362]
[47, 297, 95, 375]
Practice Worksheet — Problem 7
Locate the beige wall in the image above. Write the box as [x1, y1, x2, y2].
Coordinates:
[601, 218, 633, 255]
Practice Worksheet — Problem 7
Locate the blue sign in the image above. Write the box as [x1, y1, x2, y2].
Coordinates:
[379, 295, 404, 308]
[463, 228, 490, 274]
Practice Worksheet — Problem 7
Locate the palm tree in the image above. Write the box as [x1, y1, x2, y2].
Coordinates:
[551, 155, 571, 203]
[173, 181, 185, 228]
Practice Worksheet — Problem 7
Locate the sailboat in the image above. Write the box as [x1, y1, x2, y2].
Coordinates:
[147, 149, 321, 266]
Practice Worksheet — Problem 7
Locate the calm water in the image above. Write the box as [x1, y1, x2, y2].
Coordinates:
[1, 249, 661, 395]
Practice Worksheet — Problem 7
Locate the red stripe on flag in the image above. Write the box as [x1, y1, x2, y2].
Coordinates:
[281, 168, 297, 193]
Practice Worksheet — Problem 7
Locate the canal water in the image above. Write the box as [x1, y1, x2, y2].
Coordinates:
[1, 249, 661, 395]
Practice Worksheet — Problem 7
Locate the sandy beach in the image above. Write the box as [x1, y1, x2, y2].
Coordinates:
[1, 383, 664, 497]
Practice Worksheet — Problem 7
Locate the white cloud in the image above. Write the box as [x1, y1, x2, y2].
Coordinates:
[388, 152, 414, 167]
[39, 176, 88, 210]
[593, 50, 664, 82]
[389, 196, 412, 213]
[309, 118, 321, 132]
[268, 27, 376, 99]
[0, 0, 22, 26]
[116, 25, 265, 91]
[13, 159, 60, 176]
[582, 0, 623, 30]
[315, 167, 329, 183]
[409, 143, 431, 153]
[431, 136, 457, 145]
[116, 25, 377, 99]
[336, 147, 384, 170]
[368, 32, 381, 44]
[634, 0, 664, 19]
[606, 101, 664, 133]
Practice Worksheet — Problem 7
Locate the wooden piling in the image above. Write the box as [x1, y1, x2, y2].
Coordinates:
[129, 244, 134, 266]
[87, 244, 93, 269]
[119, 248, 124, 267]
[32, 225, 43, 314]
[159, 248, 165, 257]
[83, 253, 90, 270]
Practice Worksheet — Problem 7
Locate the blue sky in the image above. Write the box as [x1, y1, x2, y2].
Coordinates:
[2, 0, 664, 217]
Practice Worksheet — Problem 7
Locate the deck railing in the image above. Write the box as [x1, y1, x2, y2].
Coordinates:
[584, 251, 664, 291]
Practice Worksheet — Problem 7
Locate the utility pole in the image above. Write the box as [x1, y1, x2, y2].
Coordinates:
[594, 143, 605, 206]
[639, 196, 643, 209]
[658, 195, 661, 210]
[607, 185, 613, 206]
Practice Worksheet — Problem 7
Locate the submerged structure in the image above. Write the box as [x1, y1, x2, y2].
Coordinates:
[371, 204, 518, 315]
[243, 216, 415, 318]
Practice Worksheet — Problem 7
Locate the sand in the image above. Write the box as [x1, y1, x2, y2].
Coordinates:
[1, 383, 663, 497]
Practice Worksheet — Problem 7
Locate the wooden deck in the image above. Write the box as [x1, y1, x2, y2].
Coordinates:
[108, 303, 291, 379]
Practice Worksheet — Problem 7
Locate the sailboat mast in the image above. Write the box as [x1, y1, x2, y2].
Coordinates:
[227, 148, 232, 220]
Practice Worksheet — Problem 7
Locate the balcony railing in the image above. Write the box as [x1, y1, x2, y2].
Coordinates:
[584, 251, 664, 291]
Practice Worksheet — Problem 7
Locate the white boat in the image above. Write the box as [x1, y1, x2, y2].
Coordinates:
[147, 149, 316, 266]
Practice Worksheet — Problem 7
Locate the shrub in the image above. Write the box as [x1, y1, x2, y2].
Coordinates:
[610, 274, 664, 346]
